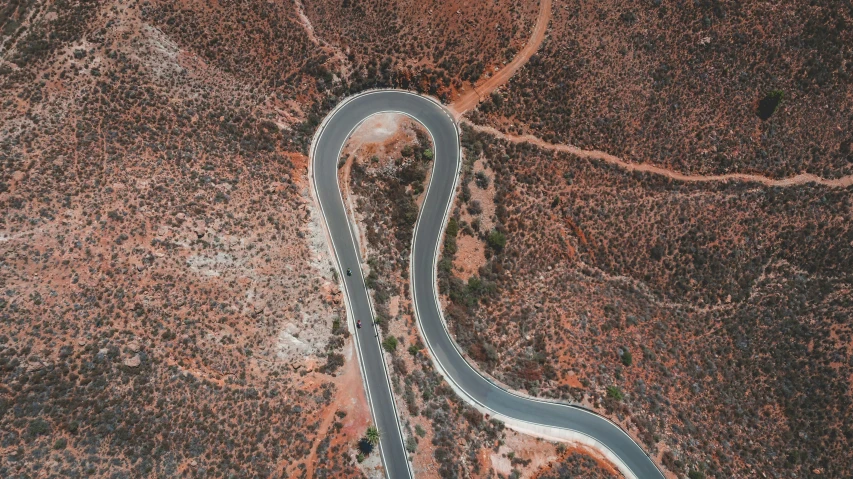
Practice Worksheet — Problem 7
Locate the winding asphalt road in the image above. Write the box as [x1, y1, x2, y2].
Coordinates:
[311, 90, 665, 479]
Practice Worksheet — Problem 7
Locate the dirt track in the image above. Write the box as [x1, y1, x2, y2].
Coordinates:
[448, 0, 552, 118]
[447, 0, 851, 189]
[466, 121, 853, 188]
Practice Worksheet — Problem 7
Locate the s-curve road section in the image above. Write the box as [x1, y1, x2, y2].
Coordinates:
[311, 90, 665, 479]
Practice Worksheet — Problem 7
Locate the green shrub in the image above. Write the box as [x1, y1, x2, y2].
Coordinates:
[366, 426, 381, 445]
[382, 335, 398, 353]
[323, 353, 345, 374]
[444, 235, 457, 256]
[475, 171, 490, 189]
[29, 419, 50, 436]
[445, 218, 459, 238]
[487, 230, 506, 252]
[606, 386, 624, 401]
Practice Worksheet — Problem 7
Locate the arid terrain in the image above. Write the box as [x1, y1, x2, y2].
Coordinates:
[470, 0, 853, 179]
[444, 1, 853, 477]
[441, 124, 852, 478]
[338, 113, 622, 479]
[1, 0, 608, 477]
[0, 0, 365, 477]
[301, 0, 540, 103]
[2, 0, 851, 478]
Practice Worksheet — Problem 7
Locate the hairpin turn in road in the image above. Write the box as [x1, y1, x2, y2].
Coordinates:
[310, 90, 665, 479]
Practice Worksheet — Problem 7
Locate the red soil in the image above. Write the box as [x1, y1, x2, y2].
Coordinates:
[449, 0, 552, 118]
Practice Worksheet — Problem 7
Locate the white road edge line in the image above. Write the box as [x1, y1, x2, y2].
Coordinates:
[308, 90, 417, 479]
[310, 89, 663, 479]
[406, 95, 645, 479]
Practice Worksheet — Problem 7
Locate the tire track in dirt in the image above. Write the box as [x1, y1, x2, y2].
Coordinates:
[465, 121, 853, 189]
[448, 0, 552, 118]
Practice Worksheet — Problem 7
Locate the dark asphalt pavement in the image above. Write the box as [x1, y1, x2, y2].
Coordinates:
[312, 90, 664, 479]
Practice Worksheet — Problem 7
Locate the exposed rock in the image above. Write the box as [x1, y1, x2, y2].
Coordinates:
[124, 354, 141, 368]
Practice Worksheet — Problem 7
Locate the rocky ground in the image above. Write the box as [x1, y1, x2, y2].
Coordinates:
[4, 0, 849, 478]
[0, 0, 365, 476]
[440, 124, 852, 478]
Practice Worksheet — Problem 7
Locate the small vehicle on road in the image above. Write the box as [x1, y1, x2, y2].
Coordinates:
[346, 268, 352, 276]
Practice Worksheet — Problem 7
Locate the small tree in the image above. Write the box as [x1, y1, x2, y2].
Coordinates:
[366, 426, 381, 446]
[29, 419, 50, 436]
[621, 350, 632, 366]
[382, 335, 398, 353]
[467, 200, 483, 215]
[475, 171, 490, 189]
[406, 436, 417, 453]
[487, 230, 507, 252]
[606, 386, 624, 401]
[757, 89, 784, 120]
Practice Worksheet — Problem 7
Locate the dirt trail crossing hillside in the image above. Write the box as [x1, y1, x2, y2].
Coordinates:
[449, 0, 552, 118]
[466, 121, 853, 189]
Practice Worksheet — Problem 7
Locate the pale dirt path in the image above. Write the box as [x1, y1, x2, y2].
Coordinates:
[448, 0, 552, 118]
[445, 0, 850, 189]
[293, 0, 352, 78]
[294, 0, 321, 45]
[466, 121, 853, 189]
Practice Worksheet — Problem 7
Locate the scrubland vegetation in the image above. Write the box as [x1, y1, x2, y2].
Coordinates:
[0, 0, 364, 476]
[537, 450, 620, 479]
[445, 124, 852, 478]
[0, 0, 547, 476]
[4, 0, 850, 477]
[471, 0, 853, 179]
[345, 123, 496, 476]
[302, 0, 540, 101]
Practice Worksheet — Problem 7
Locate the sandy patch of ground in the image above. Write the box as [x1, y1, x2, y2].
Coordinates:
[489, 429, 560, 476]
[458, 157, 498, 236]
[453, 234, 487, 279]
[389, 295, 401, 319]
[564, 371, 584, 389]
[302, 339, 373, 477]
[344, 112, 412, 158]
